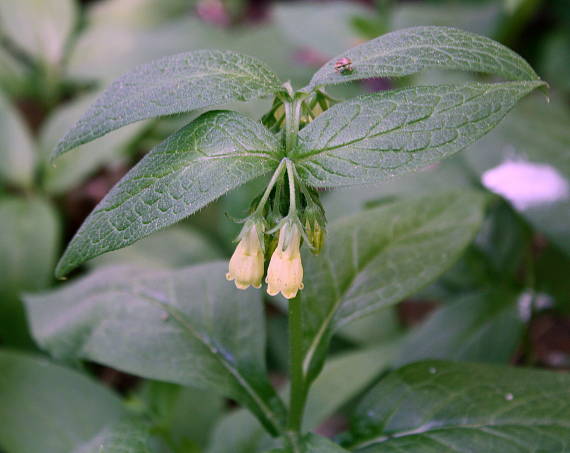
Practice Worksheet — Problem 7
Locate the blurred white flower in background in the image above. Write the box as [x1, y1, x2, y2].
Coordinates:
[482, 156, 569, 210]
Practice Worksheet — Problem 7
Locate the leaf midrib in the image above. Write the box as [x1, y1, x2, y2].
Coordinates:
[351, 418, 570, 451]
[136, 290, 284, 434]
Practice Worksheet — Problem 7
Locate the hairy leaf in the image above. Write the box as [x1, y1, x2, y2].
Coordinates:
[55, 110, 279, 277]
[296, 81, 544, 187]
[24, 262, 286, 434]
[299, 191, 486, 383]
[54, 49, 282, 158]
[308, 26, 539, 89]
[0, 351, 123, 453]
[345, 360, 570, 452]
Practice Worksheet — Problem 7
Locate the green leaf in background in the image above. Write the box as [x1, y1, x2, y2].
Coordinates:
[55, 110, 279, 277]
[465, 96, 570, 257]
[72, 418, 153, 453]
[24, 262, 286, 435]
[273, 2, 369, 57]
[300, 434, 350, 453]
[0, 45, 28, 96]
[0, 350, 123, 453]
[308, 26, 540, 89]
[68, 17, 312, 88]
[302, 343, 397, 431]
[0, 196, 60, 347]
[54, 49, 282, 158]
[299, 191, 486, 383]
[89, 225, 223, 269]
[0, 0, 76, 64]
[396, 290, 524, 366]
[296, 81, 544, 187]
[321, 156, 473, 222]
[88, 0, 193, 29]
[344, 360, 570, 452]
[0, 91, 36, 189]
[135, 380, 224, 450]
[390, 3, 500, 36]
[39, 92, 149, 195]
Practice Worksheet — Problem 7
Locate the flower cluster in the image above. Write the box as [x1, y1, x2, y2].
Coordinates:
[225, 160, 325, 299]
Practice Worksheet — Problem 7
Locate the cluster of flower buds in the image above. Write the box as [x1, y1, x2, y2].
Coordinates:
[226, 162, 326, 299]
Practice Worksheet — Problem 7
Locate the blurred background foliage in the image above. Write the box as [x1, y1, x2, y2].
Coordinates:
[0, 0, 569, 451]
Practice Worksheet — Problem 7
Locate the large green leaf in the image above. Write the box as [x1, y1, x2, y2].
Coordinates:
[308, 26, 539, 89]
[299, 191, 486, 383]
[24, 262, 286, 435]
[0, 0, 76, 64]
[295, 81, 544, 188]
[54, 49, 282, 158]
[0, 196, 60, 347]
[55, 110, 279, 277]
[0, 91, 36, 189]
[396, 290, 524, 366]
[72, 418, 153, 453]
[0, 350, 123, 453]
[344, 360, 570, 452]
[465, 97, 570, 257]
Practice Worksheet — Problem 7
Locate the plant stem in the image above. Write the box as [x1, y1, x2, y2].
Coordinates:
[287, 292, 308, 441]
[286, 159, 297, 216]
[254, 159, 286, 215]
[284, 98, 302, 154]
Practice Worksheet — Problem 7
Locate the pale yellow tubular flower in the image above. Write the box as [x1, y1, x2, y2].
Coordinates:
[266, 223, 304, 299]
[226, 224, 264, 290]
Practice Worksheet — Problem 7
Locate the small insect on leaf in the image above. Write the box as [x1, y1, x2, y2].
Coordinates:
[334, 57, 353, 74]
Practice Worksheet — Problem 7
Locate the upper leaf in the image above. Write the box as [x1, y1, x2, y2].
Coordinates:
[299, 191, 486, 384]
[55, 110, 279, 277]
[53, 49, 282, 158]
[308, 26, 539, 89]
[345, 360, 570, 452]
[25, 262, 286, 435]
[295, 81, 544, 187]
[0, 351, 123, 453]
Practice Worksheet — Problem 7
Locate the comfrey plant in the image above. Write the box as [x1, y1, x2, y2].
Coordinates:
[45, 26, 549, 452]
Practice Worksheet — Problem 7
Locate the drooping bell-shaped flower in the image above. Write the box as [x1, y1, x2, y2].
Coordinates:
[266, 222, 304, 299]
[226, 222, 264, 290]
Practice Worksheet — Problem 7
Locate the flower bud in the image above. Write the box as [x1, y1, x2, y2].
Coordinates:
[266, 223, 304, 299]
[226, 223, 264, 290]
